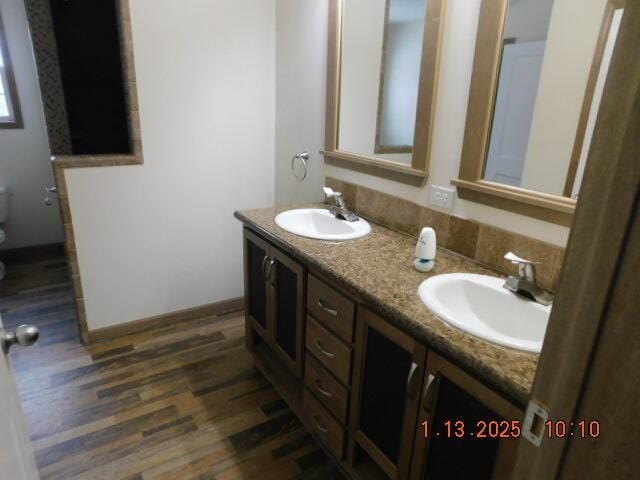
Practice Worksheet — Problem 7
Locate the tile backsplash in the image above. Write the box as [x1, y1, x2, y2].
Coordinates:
[326, 177, 565, 292]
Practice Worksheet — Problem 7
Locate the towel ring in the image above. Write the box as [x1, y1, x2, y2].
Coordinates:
[291, 152, 310, 181]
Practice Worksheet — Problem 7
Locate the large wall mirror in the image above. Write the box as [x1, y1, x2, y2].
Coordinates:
[323, 0, 445, 185]
[456, 0, 625, 225]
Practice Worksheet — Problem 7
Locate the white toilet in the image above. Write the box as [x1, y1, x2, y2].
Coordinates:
[0, 187, 8, 280]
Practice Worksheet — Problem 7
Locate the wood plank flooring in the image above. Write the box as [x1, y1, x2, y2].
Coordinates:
[0, 250, 343, 480]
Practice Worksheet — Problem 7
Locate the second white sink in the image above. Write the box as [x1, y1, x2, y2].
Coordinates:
[275, 208, 371, 241]
[418, 273, 550, 353]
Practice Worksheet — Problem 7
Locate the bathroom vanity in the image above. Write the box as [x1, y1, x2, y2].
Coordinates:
[236, 205, 537, 480]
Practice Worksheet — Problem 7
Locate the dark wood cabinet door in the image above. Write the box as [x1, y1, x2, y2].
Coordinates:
[243, 229, 272, 340]
[271, 247, 305, 378]
[410, 352, 522, 480]
[349, 308, 427, 479]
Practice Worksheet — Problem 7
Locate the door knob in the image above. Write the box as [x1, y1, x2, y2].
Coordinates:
[2, 325, 40, 353]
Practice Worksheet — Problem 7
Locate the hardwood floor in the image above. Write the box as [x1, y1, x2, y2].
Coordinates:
[0, 250, 342, 480]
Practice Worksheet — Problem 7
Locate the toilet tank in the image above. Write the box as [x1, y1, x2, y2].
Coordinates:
[0, 187, 8, 223]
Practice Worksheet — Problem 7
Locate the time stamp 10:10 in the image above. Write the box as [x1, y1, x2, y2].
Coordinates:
[421, 419, 601, 439]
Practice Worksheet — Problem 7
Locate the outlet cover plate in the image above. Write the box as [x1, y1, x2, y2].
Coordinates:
[430, 185, 456, 210]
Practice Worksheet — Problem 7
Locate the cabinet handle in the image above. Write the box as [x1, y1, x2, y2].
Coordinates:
[422, 373, 438, 414]
[406, 362, 420, 399]
[265, 259, 275, 284]
[315, 340, 336, 359]
[315, 379, 333, 398]
[261, 255, 269, 278]
[317, 299, 338, 316]
[313, 415, 329, 433]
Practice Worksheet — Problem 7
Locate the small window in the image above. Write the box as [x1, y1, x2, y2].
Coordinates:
[0, 11, 22, 129]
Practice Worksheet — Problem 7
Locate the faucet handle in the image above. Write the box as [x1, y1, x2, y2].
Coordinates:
[504, 252, 540, 265]
[504, 252, 539, 282]
[323, 187, 341, 198]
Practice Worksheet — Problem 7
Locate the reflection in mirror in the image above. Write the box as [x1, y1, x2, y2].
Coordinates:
[483, 0, 624, 197]
[338, 0, 427, 166]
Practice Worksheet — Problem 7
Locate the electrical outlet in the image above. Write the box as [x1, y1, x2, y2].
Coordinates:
[430, 185, 456, 210]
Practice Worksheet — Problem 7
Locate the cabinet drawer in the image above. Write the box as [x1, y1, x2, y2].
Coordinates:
[306, 316, 352, 385]
[303, 389, 345, 460]
[304, 354, 349, 424]
[307, 275, 355, 343]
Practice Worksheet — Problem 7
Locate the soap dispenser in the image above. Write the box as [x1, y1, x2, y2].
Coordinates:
[414, 227, 437, 272]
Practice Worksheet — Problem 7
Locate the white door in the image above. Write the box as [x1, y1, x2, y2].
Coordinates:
[0, 314, 39, 480]
[485, 41, 546, 186]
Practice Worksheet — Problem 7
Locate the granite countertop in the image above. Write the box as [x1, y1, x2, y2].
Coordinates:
[235, 204, 539, 406]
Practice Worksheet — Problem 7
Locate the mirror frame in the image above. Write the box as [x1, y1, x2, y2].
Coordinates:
[322, 0, 445, 186]
[454, 0, 624, 227]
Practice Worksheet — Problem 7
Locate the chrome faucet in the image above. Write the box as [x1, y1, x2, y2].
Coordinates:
[323, 187, 359, 222]
[503, 252, 554, 306]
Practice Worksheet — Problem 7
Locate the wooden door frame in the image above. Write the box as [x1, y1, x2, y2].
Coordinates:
[512, 1, 640, 477]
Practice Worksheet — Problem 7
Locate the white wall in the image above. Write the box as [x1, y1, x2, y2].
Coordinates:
[0, 0, 62, 250]
[521, 0, 608, 195]
[274, 0, 328, 205]
[65, 0, 275, 330]
[325, 0, 570, 247]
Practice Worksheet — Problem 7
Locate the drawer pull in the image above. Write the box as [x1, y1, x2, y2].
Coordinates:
[265, 258, 275, 284]
[315, 341, 336, 359]
[315, 379, 333, 398]
[406, 362, 420, 399]
[313, 415, 329, 434]
[317, 299, 338, 316]
[422, 373, 438, 414]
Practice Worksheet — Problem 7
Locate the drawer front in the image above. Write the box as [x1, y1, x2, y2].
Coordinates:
[303, 389, 345, 460]
[304, 354, 349, 424]
[306, 316, 352, 385]
[307, 275, 355, 343]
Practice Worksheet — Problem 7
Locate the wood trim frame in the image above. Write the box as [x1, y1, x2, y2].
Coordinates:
[243, 228, 272, 342]
[322, 0, 445, 185]
[410, 351, 522, 479]
[0, 11, 23, 129]
[563, 0, 626, 197]
[512, 1, 640, 476]
[43, 0, 143, 343]
[452, 179, 575, 227]
[348, 307, 427, 479]
[89, 297, 244, 343]
[457, 0, 578, 225]
[270, 247, 306, 379]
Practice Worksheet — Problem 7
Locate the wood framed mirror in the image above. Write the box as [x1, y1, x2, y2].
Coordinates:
[455, 0, 625, 226]
[322, 0, 445, 185]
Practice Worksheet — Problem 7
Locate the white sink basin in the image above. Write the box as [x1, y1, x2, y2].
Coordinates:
[418, 273, 551, 353]
[275, 208, 371, 241]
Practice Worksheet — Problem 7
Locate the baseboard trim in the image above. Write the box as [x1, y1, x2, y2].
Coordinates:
[88, 296, 244, 343]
